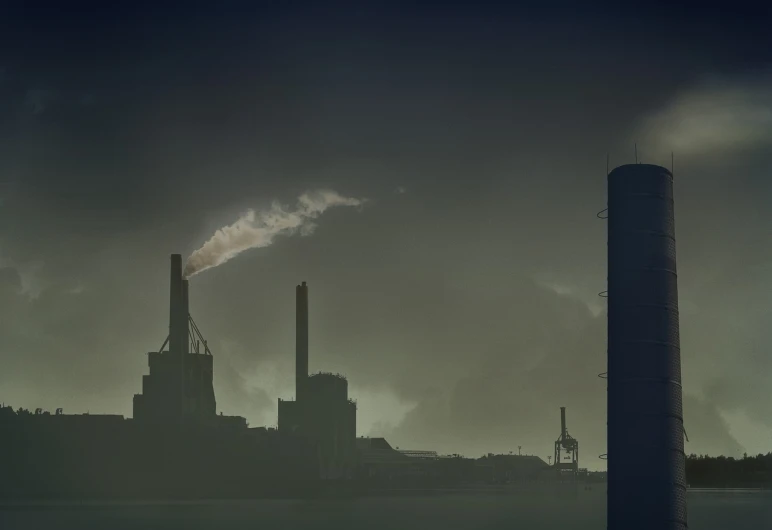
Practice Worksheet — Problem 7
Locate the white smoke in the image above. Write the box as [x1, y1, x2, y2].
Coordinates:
[637, 74, 772, 157]
[184, 190, 365, 277]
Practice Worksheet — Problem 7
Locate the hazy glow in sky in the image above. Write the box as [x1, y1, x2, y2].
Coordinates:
[639, 77, 772, 156]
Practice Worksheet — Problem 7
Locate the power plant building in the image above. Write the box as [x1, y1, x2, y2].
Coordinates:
[278, 282, 358, 480]
[132, 254, 216, 424]
[1, 254, 575, 499]
[0, 254, 319, 499]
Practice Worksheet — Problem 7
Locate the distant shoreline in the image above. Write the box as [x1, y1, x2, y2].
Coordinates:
[687, 487, 768, 492]
[2, 486, 769, 508]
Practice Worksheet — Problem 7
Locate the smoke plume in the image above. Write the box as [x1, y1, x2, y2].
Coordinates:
[637, 73, 772, 156]
[184, 190, 365, 277]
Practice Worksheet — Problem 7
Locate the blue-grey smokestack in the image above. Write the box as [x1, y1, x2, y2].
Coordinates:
[606, 164, 687, 529]
[169, 254, 183, 355]
[296, 281, 308, 401]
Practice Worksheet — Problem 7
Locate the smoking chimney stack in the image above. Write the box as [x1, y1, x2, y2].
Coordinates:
[296, 281, 309, 401]
[169, 254, 183, 355]
[181, 279, 190, 355]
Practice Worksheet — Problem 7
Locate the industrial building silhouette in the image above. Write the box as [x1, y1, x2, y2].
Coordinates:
[0, 254, 563, 499]
[278, 281, 358, 480]
[133, 254, 217, 425]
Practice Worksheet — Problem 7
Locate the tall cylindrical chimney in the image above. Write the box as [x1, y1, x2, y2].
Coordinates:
[296, 281, 309, 402]
[169, 254, 183, 355]
[606, 164, 687, 530]
[181, 279, 190, 355]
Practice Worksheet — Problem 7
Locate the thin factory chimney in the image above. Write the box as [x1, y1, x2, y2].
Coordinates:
[296, 281, 309, 402]
[169, 254, 183, 355]
[181, 279, 190, 355]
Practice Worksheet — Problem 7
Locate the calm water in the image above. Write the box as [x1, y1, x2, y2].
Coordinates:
[1, 490, 770, 529]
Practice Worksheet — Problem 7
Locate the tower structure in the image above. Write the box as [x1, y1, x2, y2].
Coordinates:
[296, 282, 309, 402]
[132, 254, 216, 425]
[606, 164, 687, 529]
[554, 406, 579, 476]
[278, 281, 357, 479]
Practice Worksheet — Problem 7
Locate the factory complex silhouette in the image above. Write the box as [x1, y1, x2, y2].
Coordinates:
[0, 257, 576, 499]
[1, 163, 699, 529]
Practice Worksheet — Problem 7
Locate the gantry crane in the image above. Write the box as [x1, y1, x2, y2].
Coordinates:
[554, 406, 579, 475]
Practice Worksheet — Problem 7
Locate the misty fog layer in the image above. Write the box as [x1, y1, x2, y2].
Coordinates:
[1, 5, 771, 467]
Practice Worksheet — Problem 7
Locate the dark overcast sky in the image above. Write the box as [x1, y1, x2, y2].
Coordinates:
[1, 2, 772, 467]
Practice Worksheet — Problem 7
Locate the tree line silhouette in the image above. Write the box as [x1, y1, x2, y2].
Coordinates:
[4, 405, 770, 488]
[686, 453, 772, 488]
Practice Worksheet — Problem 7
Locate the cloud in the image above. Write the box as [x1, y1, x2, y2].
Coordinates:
[0, 256, 46, 300]
[0, 266, 22, 294]
[23, 89, 59, 115]
[212, 340, 275, 425]
[682, 394, 744, 457]
[380, 280, 609, 461]
[339, 273, 744, 465]
[65, 283, 86, 295]
[636, 73, 772, 157]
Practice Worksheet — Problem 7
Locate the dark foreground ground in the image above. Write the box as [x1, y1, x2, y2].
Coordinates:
[1, 489, 770, 530]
